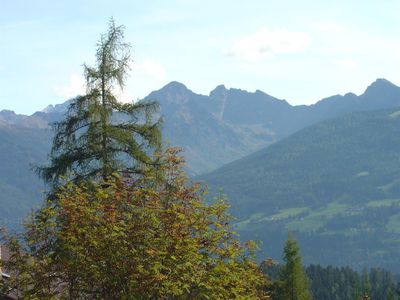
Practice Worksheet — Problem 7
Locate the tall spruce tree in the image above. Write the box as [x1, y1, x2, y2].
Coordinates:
[38, 18, 161, 188]
[278, 233, 312, 300]
[361, 267, 371, 299]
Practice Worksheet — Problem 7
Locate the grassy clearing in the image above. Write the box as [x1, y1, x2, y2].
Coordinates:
[236, 202, 350, 233]
[378, 178, 400, 193]
[234, 207, 309, 230]
[356, 171, 369, 177]
[262, 207, 309, 221]
[286, 202, 348, 232]
[387, 213, 400, 233]
[389, 110, 400, 118]
[233, 212, 266, 230]
[366, 198, 400, 208]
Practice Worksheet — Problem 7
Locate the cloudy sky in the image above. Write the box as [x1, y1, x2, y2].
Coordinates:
[1, 0, 400, 114]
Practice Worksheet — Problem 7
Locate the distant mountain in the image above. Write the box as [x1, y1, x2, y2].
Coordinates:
[201, 107, 400, 272]
[145, 78, 400, 174]
[2, 78, 400, 230]
[2, 79, 400, 174]
[307, 78, 400, 122]
[0, 124, 51, 227]
[144, 81, 283, 174]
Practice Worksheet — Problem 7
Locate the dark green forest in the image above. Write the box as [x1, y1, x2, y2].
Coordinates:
[264, 263, 400, 300]
[202, 108, 400, 271]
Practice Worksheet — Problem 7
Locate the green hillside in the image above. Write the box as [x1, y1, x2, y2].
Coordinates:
[0, 125, 51, 228]
[201, 108, 400, 272]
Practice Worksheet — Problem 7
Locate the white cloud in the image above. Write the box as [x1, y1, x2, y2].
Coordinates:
[54, 74, 85, 99]
[335, 58, 357, 71]
[134, 59, 166, 81]
[225, 27, 311, 61]
[112, 87, 134, 103]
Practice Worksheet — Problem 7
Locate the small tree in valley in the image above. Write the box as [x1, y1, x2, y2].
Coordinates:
[276, 233, 311, 300]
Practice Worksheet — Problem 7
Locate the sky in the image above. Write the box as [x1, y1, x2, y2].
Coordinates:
[1, 0, 400, 115]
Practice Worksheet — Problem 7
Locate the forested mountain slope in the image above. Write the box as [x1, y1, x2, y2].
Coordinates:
[0, 124, 51, 227]
[201, 108, 400, 272]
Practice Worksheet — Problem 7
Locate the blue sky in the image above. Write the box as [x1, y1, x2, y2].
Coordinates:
[1, 0, 400, 114]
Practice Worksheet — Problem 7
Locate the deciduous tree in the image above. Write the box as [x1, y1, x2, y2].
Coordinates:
[2, 149, 269, 299]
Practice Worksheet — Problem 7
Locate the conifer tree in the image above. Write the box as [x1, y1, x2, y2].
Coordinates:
[361, 267, 371, 299]
[38, 18, 161, 188]
[277, 233, 312, 300]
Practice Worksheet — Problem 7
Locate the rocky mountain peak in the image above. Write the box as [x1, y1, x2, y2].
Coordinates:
[160, 81, 189, 93]
[209, 84, 227, 96]
[363, 78, 398, 96]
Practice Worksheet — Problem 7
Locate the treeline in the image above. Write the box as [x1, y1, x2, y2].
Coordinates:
[308, 265, 400, 300]
[263, 262, 400, 299]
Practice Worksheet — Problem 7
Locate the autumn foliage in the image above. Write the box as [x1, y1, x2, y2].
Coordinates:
[1, 148, 269, 299]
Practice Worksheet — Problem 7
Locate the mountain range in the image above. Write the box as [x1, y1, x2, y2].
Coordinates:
[4, 78, 400, 175]
[2, 78, 400, 271]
